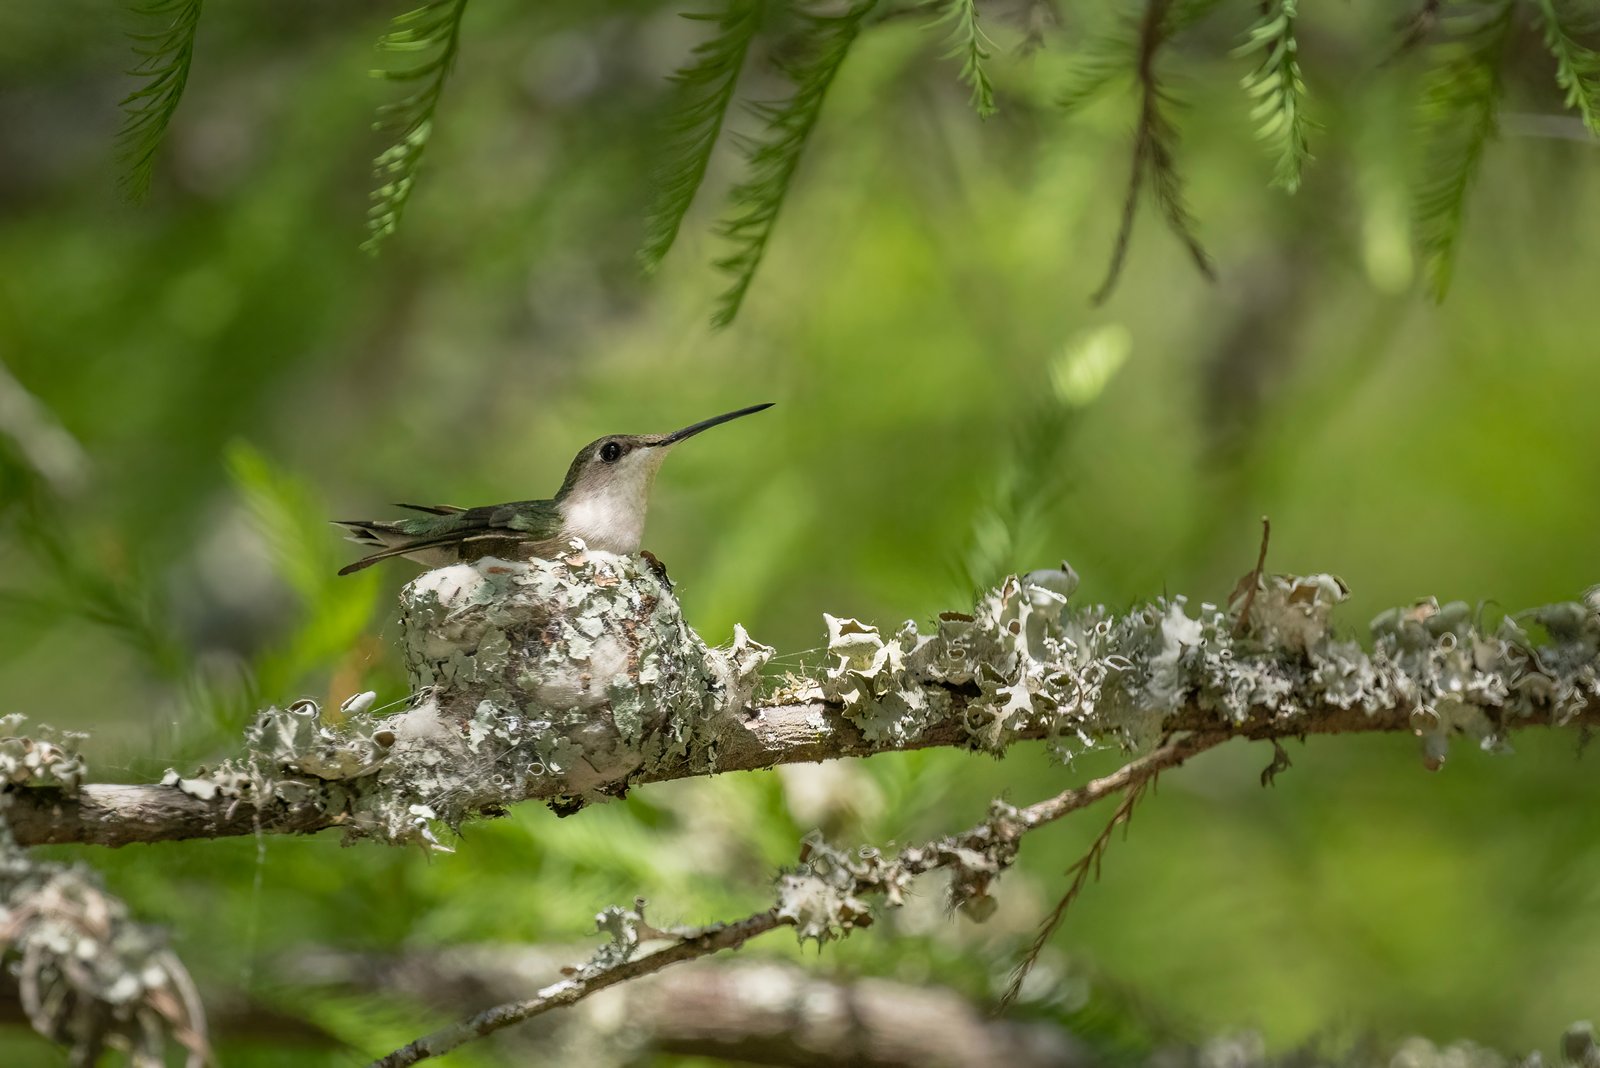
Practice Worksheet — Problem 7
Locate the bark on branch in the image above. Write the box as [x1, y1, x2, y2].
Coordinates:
[2, 554, 1597, 849]
[5, 553, 1599, 1066]
[366, 731, 1225, 1067]
[292, 946, 1095, 1068]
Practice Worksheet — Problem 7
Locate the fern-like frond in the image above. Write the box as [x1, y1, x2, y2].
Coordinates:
[1413, 0, 1513, 299]
[363, 0, 469, 254]
[1389, 0, 1444, 61]
[1532, 0, 1600, 136]
[640, 1, 764, 274]
[116, 0, 205, 200]
[1235, 0, 1310, 192]
[711, 0, 876, 328]
[1057, 20, 1138, 114]
[1092, 0, 1214, 304]
[934, 0, 997, 118]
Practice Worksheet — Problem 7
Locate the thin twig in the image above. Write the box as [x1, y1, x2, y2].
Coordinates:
[1000, 731, 1227, 1006]
[368, 731, 1231, 1066]
[366, 910, 787, 1068]
[1231, 516, 1272, 637]
[1090, 0, 1212, 304]
[1092, 0, 1170, 305]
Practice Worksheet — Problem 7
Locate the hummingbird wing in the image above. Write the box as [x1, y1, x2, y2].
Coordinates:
[334, 499, 565, 575]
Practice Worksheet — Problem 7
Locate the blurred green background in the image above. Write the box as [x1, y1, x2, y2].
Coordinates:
[3, 0, 1599, 1064]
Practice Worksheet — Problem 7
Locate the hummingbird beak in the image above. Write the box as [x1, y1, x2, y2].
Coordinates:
[657, 402, 774, 447]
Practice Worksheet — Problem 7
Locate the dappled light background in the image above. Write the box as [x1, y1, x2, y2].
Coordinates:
[3, 0, 1600, 1064]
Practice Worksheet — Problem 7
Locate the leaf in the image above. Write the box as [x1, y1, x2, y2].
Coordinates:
[711, 0, 877, 328]
[1235, 0, 1311, 192]
[1532, 0, 1600, 136]
[640, 2, 765, 273]
[362, 0, 470, 253]
[1413, 0, 1513, 299]
[116, 0, 205, 199]
[933, 0, 997, 118]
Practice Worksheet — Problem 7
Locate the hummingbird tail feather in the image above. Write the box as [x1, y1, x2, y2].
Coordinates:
[334, 527, 495, 576]
[393, 502, 466, 515]
[337, 554, 384, 576]
[332, 519, 400, 547]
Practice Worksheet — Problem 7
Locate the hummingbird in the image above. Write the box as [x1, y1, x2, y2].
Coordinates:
[334, 403, 773, 576]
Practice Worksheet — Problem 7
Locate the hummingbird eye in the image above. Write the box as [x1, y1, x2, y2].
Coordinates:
[599, 441, 622, 464]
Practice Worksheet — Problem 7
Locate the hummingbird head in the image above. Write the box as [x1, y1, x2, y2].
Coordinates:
[556, 403, 773, 553]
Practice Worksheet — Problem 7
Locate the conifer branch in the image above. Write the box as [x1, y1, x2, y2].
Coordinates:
[996, 738, 1211, 1009]
[1092, 0, 1214, 306]
[712, 0, 877, 328]
[1236, 0, 1311, 192]
[1531, 0, 1600, 137]
[363, 0, 469, 253]
[1391, 0, 1445, 61]
[1056, 18, 1137, 115]
[934, 0, 998, 118]
[640, 1, 765, 273]
[116, 0, 205, 200]
[1413, 0, 1514, 299]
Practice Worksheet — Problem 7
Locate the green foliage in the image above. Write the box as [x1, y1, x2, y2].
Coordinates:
[225, 442, 380, 703]
[639, 2, 765, 274]
[1056, 15, 1138, 115]
[934, 0, 997, 118]
[1413, 0, 1514, 299]
[958, 325, 1129, 595]
[363, 0, 469, 253]
[959, 403, 1075, 594]
[1236, 0, 1310, 193]
[116, 0, 204, 200]
[1532, 0, 1600, 136]
[712, 0, 877, 328]
[0, 455, 187, 681]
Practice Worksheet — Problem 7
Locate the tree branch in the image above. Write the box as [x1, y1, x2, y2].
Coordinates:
[286, 947, 1093, 1067]
[366, 728, 1217, 1067]
[367, 908, 787, 1068]
[6, 552, 1598, 1067]
[3, 554, 1597, 849]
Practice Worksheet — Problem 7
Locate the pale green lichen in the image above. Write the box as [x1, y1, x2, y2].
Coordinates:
[0, 813, 207, 1064]
[387, 548, 745, 821]
[776, 832, 895, 944]
[144, 552, 1600, 847]
[802, 568, 1600, 765]
[154, 548, 773, 845]
[0, 715, 88, 792]
[772, 800, 1025, 945]
[243, 699, 393, 781]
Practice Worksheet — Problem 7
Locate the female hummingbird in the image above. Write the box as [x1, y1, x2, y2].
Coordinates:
[334, 403, 772, 575]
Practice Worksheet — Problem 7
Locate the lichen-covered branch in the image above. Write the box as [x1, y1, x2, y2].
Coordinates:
[367, 730, 1217, 1067]
[367, 905, 786, 1068]
[288, 945, 1091, 1067]
[6, 550, 1599, 1065]
[0, 792, 208, 1065]
[4, 550, 1599, 849]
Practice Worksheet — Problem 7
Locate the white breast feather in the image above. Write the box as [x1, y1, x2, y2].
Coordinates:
[562, 456, 660, 553]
